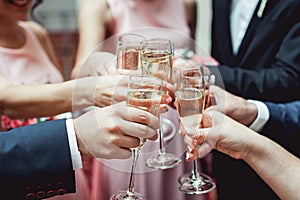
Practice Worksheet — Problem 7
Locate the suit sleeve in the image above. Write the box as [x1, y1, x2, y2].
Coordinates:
[0, 119, 75, 199]
[210, 13, 300, 102]
[262, 101, 300, 157]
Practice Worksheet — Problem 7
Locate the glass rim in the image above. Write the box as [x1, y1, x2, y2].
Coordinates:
[118, 33, 147, 44]
[129, 75, 163, 86]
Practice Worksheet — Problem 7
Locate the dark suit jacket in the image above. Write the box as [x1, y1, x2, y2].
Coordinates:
[210, 0, 300, 102]
[209, 0, 300, 199]
[263, 101, 300, 157]
[0, 119, 75, 200]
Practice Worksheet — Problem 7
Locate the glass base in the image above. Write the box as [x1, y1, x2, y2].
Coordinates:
[110, 190, 146, 200]
[178, 173, 216, 195]
[145, 153, 182, 170]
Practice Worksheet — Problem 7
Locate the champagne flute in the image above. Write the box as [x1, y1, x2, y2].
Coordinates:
[141, 38, 173, 81]
[116, 33, 146, 73]
[174, 66, 216, 194]
[141, 38, 181, 169]
[110, 75, 163, 200]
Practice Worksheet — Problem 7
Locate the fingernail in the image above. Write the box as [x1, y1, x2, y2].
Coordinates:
[166, 96, 172, 103]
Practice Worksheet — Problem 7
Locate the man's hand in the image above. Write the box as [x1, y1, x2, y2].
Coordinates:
[207, 85, 258, 126]
[74, 102, 160, 159]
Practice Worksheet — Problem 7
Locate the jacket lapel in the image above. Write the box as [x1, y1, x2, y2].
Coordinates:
[232, 0, 279, 66]
[212, 0, 234, 65]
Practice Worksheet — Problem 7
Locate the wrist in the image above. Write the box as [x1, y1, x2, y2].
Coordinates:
[71, 77, 99, 110]
[73, 118, 93, 158]
[243, 132, 269, 165]
[247, 100, 269, 132]
[54, 81, 73, 112]
[244, 101, 258, 126]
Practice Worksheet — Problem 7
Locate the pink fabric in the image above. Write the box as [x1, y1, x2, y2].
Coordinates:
[91, 108, 209, 200]
[0, 21, 63, 84]
[107, 0, 193, 49]
[90, 1, 212, 199]
[0, 21, 89, 200]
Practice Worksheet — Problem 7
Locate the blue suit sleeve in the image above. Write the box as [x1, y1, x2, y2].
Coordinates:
[262, 101, 300, 157]
[0, 119, 75, 199]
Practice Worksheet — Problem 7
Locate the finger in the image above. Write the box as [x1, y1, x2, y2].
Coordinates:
[178, 123, 186, 135]
[185, 151, 195, 162]
[119, 117, 159, 139]
[162, 82, 175, 106]
[158, 104, 169, 114]
[195, 141, 213, 158]
[184, 135, 197, 152]
[201, 112, 213, 128]
[161, 94, 172, 105]
[148, 132, 158, 141]
[191, 128, 210, 144]
[208, 85, 226, 106]
[125, 107, 160, 129]
[110, 134, 141, 149]
[112, 148, 132, 159]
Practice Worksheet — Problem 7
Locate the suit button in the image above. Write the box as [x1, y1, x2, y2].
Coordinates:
[25, 193, 35, 200]
[57, 188, 66, 195]
[36, 191, 46, 199]
[46, 190, 56, 197]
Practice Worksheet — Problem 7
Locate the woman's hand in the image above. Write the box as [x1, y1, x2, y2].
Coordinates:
[183, 110, 255, 162]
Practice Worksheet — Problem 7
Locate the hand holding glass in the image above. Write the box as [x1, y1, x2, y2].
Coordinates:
[110, 75, 162, 200]
[174, 67, 216, 194]
[141, 38, 181, 169]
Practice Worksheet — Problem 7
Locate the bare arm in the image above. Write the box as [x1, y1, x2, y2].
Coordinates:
[185, 111, 300, 200]
[245, 131, 300, 200]
[0, 75, 129, 119]
[0, 76, 72, 119]
[72, 0, 112, 79]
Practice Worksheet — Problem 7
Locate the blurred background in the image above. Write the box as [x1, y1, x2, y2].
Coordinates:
[34, 0, 82, 80]
[34, 0, 205, 80]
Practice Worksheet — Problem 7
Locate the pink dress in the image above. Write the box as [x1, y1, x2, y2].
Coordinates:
[105, 0, 193, 49]
[0, 22, 63, 85]
[91, 1, 211, 199]
[0, 21, 89, 200]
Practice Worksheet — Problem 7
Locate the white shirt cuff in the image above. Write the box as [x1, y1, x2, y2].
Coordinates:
[247, 100, 270, 132]
[66, 119, 82, 170]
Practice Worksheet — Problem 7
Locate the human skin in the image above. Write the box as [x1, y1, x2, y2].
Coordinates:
[72, 0, 197, 79]
[0, 0, 63, 76]
[183, 110, 300, 200]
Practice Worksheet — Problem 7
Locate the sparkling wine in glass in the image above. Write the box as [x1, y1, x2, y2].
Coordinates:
[116, 33, 146, 73]
[141, 38, 173, 81]
[110, 75, 162, 200]
[141, 38, 182, 170]
[175, 66, 216, 194]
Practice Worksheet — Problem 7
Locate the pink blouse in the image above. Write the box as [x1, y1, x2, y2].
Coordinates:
[0, 21, 63, 85]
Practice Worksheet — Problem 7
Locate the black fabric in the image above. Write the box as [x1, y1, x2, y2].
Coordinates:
[210, 0, 300, 199]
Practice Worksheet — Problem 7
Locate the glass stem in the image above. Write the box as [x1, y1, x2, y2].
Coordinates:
[158, 113, 166, 155]
[127, 148, 140, 195]
[191, 160, 200, 180]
